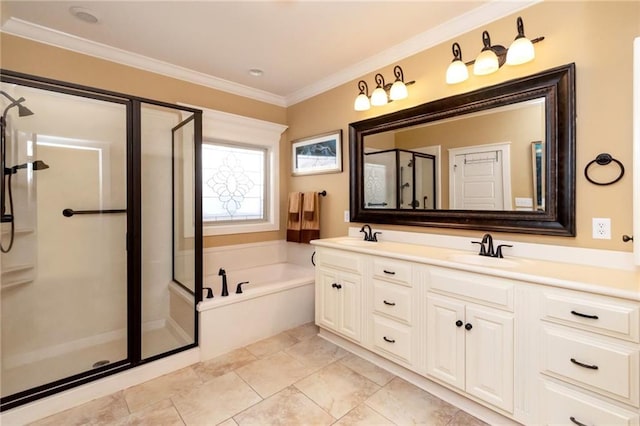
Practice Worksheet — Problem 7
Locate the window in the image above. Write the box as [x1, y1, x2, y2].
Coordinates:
[189, 106, 287, 236]
[202, 142, 267, 223]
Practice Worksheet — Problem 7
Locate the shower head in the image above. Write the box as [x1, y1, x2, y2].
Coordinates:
[8, 160, 50, 174]
[0, 91, 34, 121]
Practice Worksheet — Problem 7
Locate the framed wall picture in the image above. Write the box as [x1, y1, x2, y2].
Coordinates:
[291, 130, 342, 176]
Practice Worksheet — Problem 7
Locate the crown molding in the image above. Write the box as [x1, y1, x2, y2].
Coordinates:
[2, 1, 539, 108]
[285, 0, 541, 106]
[0, 18, 288, 107]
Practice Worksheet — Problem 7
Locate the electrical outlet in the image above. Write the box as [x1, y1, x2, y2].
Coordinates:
[592, 218, 611, 239]
[344, 210, 350, 222]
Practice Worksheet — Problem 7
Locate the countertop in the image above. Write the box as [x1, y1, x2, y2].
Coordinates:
[311, 237, 640, 301]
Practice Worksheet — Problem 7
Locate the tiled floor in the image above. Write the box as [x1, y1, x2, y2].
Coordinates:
[30, 323, 488, 425]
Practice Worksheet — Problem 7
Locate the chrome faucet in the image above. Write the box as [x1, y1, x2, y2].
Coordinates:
[359, 224, 381, 242]
[218, 268, 229, 297]
[472, 233, 513, 258]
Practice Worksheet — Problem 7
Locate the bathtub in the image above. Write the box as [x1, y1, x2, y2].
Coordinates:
[197, 262, 315, 360]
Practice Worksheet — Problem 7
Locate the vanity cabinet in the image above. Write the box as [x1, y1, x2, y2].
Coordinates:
[537, 287, 640, 425]
[315, 248, 363, 342]
[425, 268, 515, 413]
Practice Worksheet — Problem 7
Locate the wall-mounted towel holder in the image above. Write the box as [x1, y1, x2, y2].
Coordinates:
[584, 153, 625, 185]
[319, 190, 327, 196]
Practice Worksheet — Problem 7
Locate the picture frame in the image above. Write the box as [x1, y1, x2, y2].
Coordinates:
[292, 130, 342, 176]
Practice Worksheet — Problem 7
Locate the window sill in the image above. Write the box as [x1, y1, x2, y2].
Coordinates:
[203, 221, 279, 236]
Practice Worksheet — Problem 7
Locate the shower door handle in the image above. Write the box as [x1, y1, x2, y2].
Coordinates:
[63, 208, 127, 217]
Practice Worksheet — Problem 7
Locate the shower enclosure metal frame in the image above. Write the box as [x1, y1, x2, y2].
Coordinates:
[0, 69, 203, 411]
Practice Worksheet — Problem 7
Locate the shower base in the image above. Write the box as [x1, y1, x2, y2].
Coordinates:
[1, 322, 187, 398]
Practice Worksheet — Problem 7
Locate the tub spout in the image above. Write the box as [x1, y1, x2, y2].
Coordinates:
[218, 268, 229, 297]
[236, 281, 249, 294]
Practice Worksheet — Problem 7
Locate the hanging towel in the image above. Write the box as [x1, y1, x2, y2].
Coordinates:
[301, 191, 320, 243]
[286, 192, 303, 242]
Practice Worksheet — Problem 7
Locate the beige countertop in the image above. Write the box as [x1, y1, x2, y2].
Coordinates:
[311, 237, 640, 301]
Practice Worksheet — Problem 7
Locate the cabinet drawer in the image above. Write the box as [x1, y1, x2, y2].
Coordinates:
[542, 289, 640, 342]
[541, 326, 639, 406]
[317, 248, 362, 274]
[373, 280, 412, 324]
[372, 315, 412, 363]
[542, 380, 640, 426]
[373, 258, 412, 286]
[428, 267, 514, 311]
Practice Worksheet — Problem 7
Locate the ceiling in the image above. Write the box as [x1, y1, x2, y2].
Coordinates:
[0, 1, 537, 106]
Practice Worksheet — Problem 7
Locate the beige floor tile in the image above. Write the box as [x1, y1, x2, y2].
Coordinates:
[193, 348, 257, 383]
[112, 399, 184, 426]
[234, 386, 334, 425]
[245, 332, 299, 358]
[285, 335, 347, 370]
[446, 409, 490, 426]
[365, 378, 459, 425]
[217, 418, 238, 426]
[332, 404, 394, 425]
[285, 322, 319, 341]
[30, 392, 130, 426]
[339, 353, 396, 387]
[171, 371, 261, 425]
[295, 362, 380, 419]
[235, 351, 315, 398]
[123, 367, 201, 412]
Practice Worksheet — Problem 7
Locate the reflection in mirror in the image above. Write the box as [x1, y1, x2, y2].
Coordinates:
[364, 149, 436, 209]
[349, 64, 576, 236]
[363, 99, 544, 211]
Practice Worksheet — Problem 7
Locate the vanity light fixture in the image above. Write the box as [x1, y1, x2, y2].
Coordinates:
[354, 80, 371, 111]
[353, 65, 415, 111]
[446, 42, 469, 84]
[446, 17, 545, 83]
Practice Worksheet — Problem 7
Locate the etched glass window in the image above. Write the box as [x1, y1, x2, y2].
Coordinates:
[202, 142, 267, 222]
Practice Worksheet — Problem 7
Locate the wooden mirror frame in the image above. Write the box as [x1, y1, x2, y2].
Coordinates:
[349, 63, 576, 236]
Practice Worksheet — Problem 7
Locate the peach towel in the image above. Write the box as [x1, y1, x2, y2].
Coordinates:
[286, 192, 303, 242]
[301, 192, 320, 243]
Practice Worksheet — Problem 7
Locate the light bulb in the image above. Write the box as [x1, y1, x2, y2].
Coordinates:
[506, 37, 535, 65]
[446, 60, 469, 84]
[354, 93, 370, 111]
[389, 81, 408, 101]
[370, 87, 388, 106]
[473, 49, 499, 76]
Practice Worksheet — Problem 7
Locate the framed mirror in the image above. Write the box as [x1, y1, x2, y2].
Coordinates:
[349, 64, 576, 236]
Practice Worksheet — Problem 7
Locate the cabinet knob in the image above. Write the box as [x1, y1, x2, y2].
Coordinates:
[455, 320, 463, 327]
[464, 323, 473, 331]
[331, 283, 342, 289]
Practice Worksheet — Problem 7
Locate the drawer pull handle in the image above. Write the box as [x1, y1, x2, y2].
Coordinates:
[383, 300, 396, 306]
[456, 320, 463, 327]
[570, 310, 599, 320]
[570, 358, 598, 370]
[331, 283, 342, 289]
[383, 269, 396, 275]
[383, 336, 395, 343]
[569, 416, 588, 426]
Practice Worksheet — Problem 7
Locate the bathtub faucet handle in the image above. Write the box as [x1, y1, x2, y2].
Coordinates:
[203, 287, 214, 299]
[235, 281, 250, 294]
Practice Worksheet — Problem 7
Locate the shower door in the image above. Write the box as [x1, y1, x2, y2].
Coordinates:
[0, 82, 130, 399]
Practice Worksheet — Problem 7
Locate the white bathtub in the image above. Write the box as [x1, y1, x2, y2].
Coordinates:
[198, 262, 315, 360]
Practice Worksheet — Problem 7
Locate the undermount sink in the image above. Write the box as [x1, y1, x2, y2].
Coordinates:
[447, 253, 520, 269]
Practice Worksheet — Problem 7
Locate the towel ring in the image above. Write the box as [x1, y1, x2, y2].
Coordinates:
[584, 153, 624, 186]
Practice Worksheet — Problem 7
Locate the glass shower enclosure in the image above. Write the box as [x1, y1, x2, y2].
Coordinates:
[0, 71, 202, 410]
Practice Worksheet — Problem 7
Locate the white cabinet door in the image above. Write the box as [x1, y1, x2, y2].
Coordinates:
[339, 273, 362, 342]
[316, 267, 361, 342]
[426, 294, 465, 390]
[316, 268, 339, 331]
[465, 304, 514, 413]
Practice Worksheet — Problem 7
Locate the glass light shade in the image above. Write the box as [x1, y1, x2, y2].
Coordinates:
[446, 60, 469, 84]
[473, 49, 499, 75]
[370, 87, 388, 106]
[354, 93, 370, 111]
[506, 37, 535, 65]
[389, 81, 408, 101]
